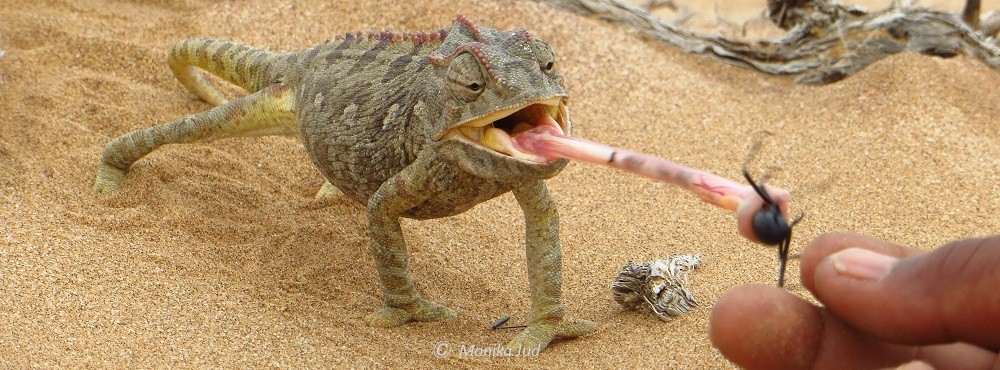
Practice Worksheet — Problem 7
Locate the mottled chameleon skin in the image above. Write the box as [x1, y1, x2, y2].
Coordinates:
[95, 15, 594, 352]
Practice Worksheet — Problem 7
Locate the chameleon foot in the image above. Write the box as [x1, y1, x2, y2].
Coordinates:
[506, 317, 595, 352]
[364, 298, 456, 327]
[94, 162, 126, 193]
[313, 181, 342, 200]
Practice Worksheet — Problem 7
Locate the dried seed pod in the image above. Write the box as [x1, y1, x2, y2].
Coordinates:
[610, 254, 702, 321]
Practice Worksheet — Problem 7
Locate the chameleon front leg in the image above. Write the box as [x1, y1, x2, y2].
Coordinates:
[507, 180, 595, 352]
[363, 158, 456, 327]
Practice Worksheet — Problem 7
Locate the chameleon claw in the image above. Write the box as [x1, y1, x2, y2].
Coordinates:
[505, 317, 595, 352]
[364, 307, 412, 327]
[313, 181, 342, 200]
[364, 298, 456, 327]
[554, 317, 596, 338]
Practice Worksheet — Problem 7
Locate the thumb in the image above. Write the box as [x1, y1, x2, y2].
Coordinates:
[811, 235, 1000, 350]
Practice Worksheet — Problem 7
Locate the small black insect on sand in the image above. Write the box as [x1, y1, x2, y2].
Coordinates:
[743, 170, 804, 287]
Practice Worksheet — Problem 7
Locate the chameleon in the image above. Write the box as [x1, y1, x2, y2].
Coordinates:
[94, 14, 595, 352]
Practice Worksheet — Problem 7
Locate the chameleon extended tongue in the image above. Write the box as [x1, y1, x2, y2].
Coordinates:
[481, 127, 549, 163]
[512, 125, 607, 163]
[512, 128, 790, 217]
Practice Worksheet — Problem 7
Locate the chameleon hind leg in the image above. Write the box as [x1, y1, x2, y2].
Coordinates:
[167, 40, 341, 199]
[166, 40, 340, 200]
[363, 153, 456, 327]
[94, 84, 296, 193]
[507, 180, 595, 352]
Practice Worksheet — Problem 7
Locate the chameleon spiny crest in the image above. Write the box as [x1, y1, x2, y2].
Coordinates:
[94, 14, 594, 353]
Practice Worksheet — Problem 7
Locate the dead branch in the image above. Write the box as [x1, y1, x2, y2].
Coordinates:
[963, 0, 981, 29]
[528, 0, 1000, 84]
[982, 10, 1000, 36]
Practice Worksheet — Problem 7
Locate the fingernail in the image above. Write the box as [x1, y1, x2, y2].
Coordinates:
[830, 248, 898, 281]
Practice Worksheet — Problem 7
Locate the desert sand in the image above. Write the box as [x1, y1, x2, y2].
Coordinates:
[1, 0, 998, 367]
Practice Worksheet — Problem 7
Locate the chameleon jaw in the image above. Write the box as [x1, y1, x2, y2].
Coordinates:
[441, 97, 569, 164]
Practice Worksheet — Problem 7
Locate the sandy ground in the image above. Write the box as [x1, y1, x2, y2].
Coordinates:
[1, 0, 998, 368]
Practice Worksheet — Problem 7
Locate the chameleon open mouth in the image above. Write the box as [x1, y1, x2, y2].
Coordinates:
[441, 97, 569, 164]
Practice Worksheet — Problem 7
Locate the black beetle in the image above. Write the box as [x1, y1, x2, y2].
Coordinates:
[743, 170, 803, 287]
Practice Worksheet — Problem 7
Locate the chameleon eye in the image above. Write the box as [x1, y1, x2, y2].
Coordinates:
[531, 39, 556, 73]
[447, 52, 486, 102]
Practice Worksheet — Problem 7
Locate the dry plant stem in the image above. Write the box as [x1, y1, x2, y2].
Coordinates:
[527, 0, 1000, 84]
[963, 0, 981, 29]
[514, 129, 784, 214]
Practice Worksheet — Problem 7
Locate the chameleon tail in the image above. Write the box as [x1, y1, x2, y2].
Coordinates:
[168, 38, 282, 106]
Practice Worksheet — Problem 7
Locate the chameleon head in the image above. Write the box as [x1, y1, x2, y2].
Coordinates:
[428, 15, 571, 180]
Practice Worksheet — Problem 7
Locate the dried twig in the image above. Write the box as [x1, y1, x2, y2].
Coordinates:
[643, 0, 677, 12]
[982, 10, 1000, 36]
[963, 0, 981, 29]
[527, 0, 1000, 83]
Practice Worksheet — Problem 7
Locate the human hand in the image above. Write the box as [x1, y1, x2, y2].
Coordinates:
[709, 232, 1000, 369]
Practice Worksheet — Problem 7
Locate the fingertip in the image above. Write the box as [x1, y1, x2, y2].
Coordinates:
[800, 232, 918, 292]
[710, 284, 823, 370]
[800, 232, 860, 291]
[812, 235, 1000, 348]
[893, 360, 935, 370]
